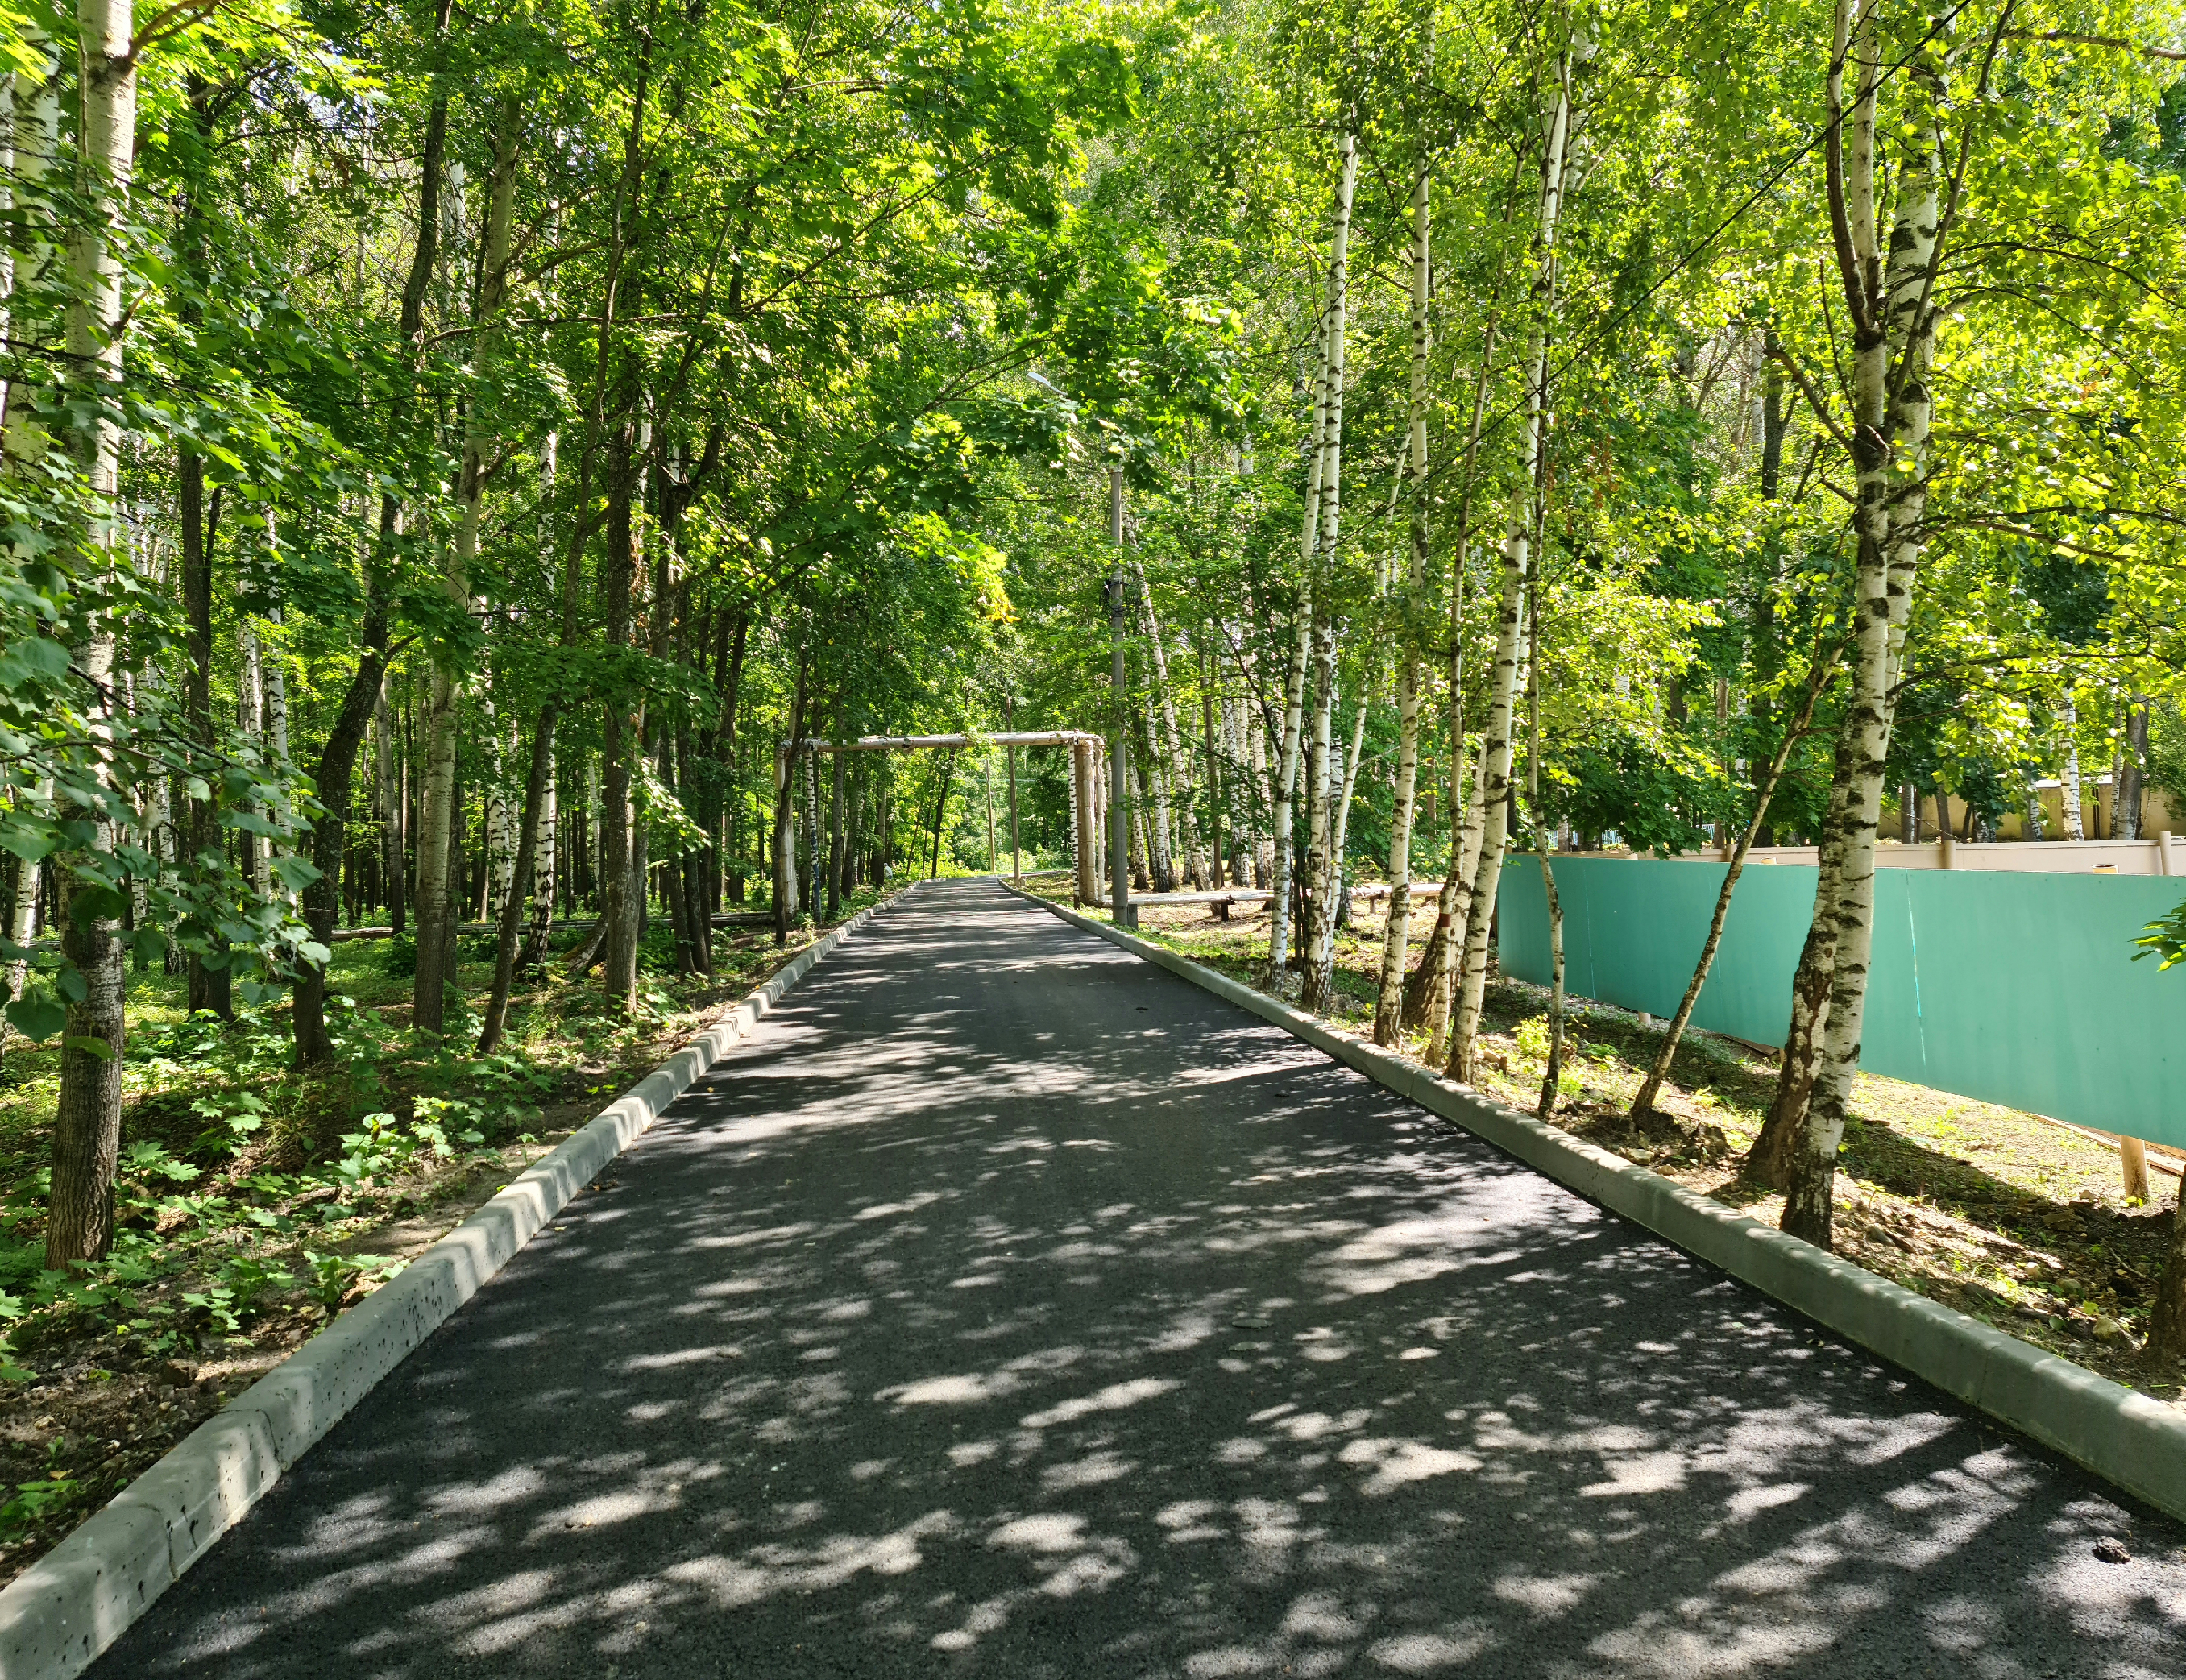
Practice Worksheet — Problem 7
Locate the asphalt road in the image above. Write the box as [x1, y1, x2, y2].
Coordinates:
[98, 879, 2186, 1678]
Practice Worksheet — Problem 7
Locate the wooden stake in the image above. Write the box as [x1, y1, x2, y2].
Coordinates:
[2124, 1135, 2152, 1203]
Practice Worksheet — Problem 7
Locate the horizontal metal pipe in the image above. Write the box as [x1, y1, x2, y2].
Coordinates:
[790, 732, 1102, 754]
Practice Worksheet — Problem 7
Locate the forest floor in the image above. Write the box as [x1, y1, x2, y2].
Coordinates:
[1022, 875, 2186, 1406]
[0, 884, 889, 1586]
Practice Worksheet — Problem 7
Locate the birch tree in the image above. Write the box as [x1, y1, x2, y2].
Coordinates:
[1374, 154, 1433, 1044]
[1448, 33, 1580, 1083]
[1767, 3, 1955, 1248]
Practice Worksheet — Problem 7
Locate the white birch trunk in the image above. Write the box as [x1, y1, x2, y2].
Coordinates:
[1134, 565, 1206, 888]
[47, 0, 137, 1268]
[1781, 14, 1945, 1247]
[1449, 41, 1579, 1081]
[1375, 159, 1433, 1044]
[240, 616, 271, 900]
[1268, 323, 1329, 976]
[1297, 130, 1358, 1007]
[1425, 759, 1487, 1065]
[1323, 689, 1370, 956]
[414, 106, 519, 1029]
[2060, 698, 2085, 841]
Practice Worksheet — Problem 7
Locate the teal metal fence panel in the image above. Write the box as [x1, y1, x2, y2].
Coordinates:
[1496, 856, 2186, 1146]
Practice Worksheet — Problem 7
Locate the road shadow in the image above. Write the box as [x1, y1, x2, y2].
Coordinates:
[97, 881, 2186, 1678]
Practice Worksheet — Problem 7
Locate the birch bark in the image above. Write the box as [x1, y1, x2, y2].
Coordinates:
[1407, 324, 1496, 1039]
[1449, 40, 1579, 1083]
[1267, 327, 1327, 977]
[1134, 564, 1206, 890]
[47, 0, 137, 1268]
[1375, 160, 1433, 1044]
[415, 98, 520, 1031]
[1297, 130, 1357, 1007]
[2060, 698, 2085, 840]
[1778, 15, 1946, 1247]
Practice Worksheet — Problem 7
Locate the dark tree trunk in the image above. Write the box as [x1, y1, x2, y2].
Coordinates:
[929, 751, 956, 880]
[479, 708, 557, 1054]
[298, 5, 449, 1061]
[600, 415, 640, 1007]
[179, 453, 230, 1020]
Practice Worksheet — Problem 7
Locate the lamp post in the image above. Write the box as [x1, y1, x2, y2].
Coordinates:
[1108, 465, 1135, 929]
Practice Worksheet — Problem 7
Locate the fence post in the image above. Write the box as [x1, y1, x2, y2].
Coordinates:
[2123, 1136, 2151, 1203]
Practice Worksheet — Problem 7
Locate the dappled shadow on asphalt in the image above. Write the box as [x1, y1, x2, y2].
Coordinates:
[100, 881, 2186, 1678]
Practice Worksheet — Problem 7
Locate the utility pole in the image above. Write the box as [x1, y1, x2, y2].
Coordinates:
[1108, 465, 1135, 928]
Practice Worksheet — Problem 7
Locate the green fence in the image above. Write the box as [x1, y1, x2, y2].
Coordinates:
[1496, 856, 2186, 1147]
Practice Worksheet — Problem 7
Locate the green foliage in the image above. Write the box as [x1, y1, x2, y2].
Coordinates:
[2135, 903, 2186, 972]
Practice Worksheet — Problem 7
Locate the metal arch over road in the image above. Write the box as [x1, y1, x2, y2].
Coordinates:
[97, 881, 2186, 1678]
[781, 731, 1116, 905]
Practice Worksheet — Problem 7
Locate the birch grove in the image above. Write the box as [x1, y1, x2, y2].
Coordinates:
[0, 0, 2181, 1310]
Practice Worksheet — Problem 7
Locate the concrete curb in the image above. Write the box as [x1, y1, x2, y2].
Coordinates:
[0, 886, 913, 1680]
[1009, 883, 2186, 1524]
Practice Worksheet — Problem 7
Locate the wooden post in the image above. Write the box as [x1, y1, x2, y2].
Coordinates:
[1073, 740, 1099, 906]
[1006, 699, 1021, 884]
[2124, 1135, 2151, 1203]
[1066, 742, 1082, 904]
[983, 757, 996, 873]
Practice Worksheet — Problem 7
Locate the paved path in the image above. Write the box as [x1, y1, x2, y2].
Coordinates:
[100, 881, 2186, 1677]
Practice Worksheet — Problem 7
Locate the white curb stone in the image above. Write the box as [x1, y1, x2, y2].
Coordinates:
[0, 885, 913, 1680]
[1014, 885, 2186, 1524]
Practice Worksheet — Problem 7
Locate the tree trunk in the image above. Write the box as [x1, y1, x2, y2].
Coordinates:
[1296, 133, 1356, 1009]
[929, 750, 955, 879]
[1450, 41, 1579, 1083]
[2120, 698, 2149, 840]
[1269, 153, 1352, 983]
[828, 709, 846, 918]
[1406, 323, 1497, 1041]
[1375, 158, 1433, 1045]
[1322, 688, 1370, 968]
[1300, 616, 1338, 1006]
[478, 708, 556, 1054]
[1637, 657, 1834, 1118]
[2149, 1180, 2186, 1372]
[47, 0, 137, 1268]
[297, 0, 452, 1065]
[178, 453, 230, 1020]
[1779, 14, 1944, 1249]
[1535, 849, 1565, 1118]
[519, 735, 557, 967]
[599, 412, 643, 1004]
[771, 658, 808, 942]
[414, 98, 518, 1032]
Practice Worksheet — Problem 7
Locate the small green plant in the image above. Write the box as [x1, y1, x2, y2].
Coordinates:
[1515, 1017, 1552, 1062]
[302, 1250, 404, 1308]
[218, 1254, 294, 1319]
[0, 1475, 77, 1534]
[181, 1284, 240, 1332]
[333, 1112, 419, 1188]
[189, 1093, 267, 1158]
